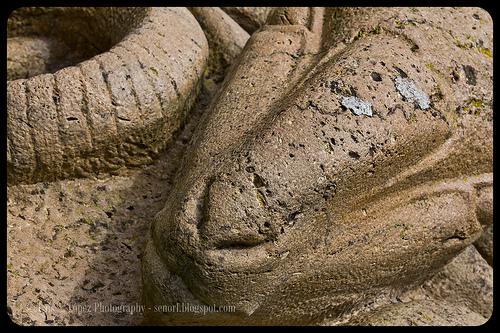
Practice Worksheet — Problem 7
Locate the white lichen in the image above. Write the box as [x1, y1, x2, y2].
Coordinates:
[341, 96, 373, 116]
[394, 76, 430, 110]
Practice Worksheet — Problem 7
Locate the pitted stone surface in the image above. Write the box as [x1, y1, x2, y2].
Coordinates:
[189, 7, 250, 80]
[144, 7, 493, 325]
[7, 7, 493, 326]
[7, 7, 209, 185]
[221, 7, 274, 33]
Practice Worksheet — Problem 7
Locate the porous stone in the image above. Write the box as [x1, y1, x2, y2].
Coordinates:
[7, 7, 209, 185]
[189, 7, 250, 80]
[6, 6, 493, 327]
[221, 7, 274, 33]
[143, 7, 493, 325]
[343, 245, 492, 325]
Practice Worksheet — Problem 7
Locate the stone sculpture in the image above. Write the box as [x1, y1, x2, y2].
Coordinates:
[7, 7, 208, 185]
[142, 7, 493, 325]
[6, 6, 492, 326]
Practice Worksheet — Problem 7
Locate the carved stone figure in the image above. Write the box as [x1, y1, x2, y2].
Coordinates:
[142, 7, 493, 325]
[7, 7, 208, 185]
[6, 7, 492, 326]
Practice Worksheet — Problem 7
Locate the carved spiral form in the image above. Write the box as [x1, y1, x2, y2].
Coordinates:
[6, 7, 493, 326]
[7, 7, 209, 185]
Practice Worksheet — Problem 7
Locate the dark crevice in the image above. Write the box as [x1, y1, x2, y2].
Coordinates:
[214, 239, 264, 250]
[253, 173, 267, 188]
[443, 233, 467, 242]
[393, 66, 408, 78]
[348, 151, 361, 159]
[371, 72, 382, 82]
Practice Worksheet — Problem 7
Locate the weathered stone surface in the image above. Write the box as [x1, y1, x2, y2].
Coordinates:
[474, 185, 493, 265]
[7, 36, 81, 81]
[6, 48, 216, 326]
[7, 7, 208, 185]
[343, 245, 492, 325]
[343, 299, 487, 326]
[189, 7, 250, 80]
[6, 6, 493, 326]
[221, 7, 274, 33]
[475, 224, 493, 266]
[421, 245, 493, 319]
[144, 7, 493, 325]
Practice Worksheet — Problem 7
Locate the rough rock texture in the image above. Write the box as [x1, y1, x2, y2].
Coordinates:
[343, 246, 492, 325]
[7, 7, 493, 327]
[144, 7, 493, 325]
[343, 298, 486, 326]
[189, 7, 249, 81]
[7, 7, 208, 185]
[420, 245, 493, 319]
[6, 6, 215, 326]
[221, 7, 274, 33]
[7, 59, 218, 327]
[474, 184, 493, 265]
[475, 224, 493, 266]
[7, 36, 83, 81]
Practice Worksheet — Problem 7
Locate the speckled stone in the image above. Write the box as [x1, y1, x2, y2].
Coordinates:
[144, 7, 492, 325]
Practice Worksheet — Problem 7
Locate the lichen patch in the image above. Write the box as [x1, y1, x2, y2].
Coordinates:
[394, 76, 430, 110]
[341, 96, 373, 117]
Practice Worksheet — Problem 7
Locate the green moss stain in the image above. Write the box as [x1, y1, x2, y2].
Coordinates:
[454, 38, 474, 50]
[203, 78, 217, 92]
[479, 47, 493, 58]
[469, 99, 484, 108]
[80, 217, 94, 226]
[370, 25, 383, 34]
[395, 19, 418, 28]
[255, 190, 267, 208]
[425, 63, 435, 71]
[463, 98, 485, 116]
[355, 30, 367, 40]
[149, 67, 158, 75]
[425, 63, 446, 78]
[408, 112, 418, 123]
[7, 263, 20, 277]
[454, 36, 493, 59]
[353, 25, 383, 42]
